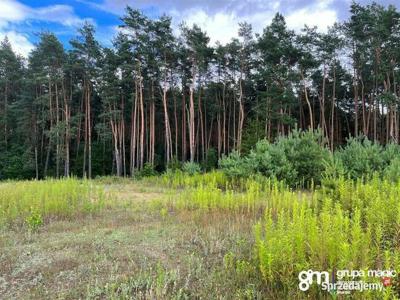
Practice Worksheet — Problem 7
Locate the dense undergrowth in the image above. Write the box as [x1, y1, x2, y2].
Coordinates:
[95, 130, 400, 190]
[2, 148, 400, 298]
[219, 130, 400, 188]
[255, 177, 400, 299]
[147, 170, 400, 298]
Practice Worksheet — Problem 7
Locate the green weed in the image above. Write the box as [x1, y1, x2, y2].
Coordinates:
[0, 177, 106, 226]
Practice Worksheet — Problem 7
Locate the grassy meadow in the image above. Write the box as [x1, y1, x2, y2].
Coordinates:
[1, 173, 400, 299]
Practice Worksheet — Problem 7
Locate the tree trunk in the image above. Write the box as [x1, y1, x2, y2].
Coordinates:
[222, 83, 226, 154]
[301, 70, 314, 130]
[330, 64, 336, 151]
[130, 79, 138, 175]
[181, 88, 187, 161]
[189, 65, 196, 162]
[353, 69, 359, 137]
[4, 83, 8, 149]
[321, 63, 326, 135]
[173, 88, 178, 159]
[162, 79, 172, 163]
[237, 77, 245, 152]
[139, 74, 145, 169]
[110, 117, 121, 176]
[87, 83, 92, 178]
[198, 85, 204, 161]
[361, 77, 367, 136]
[55, 82, 60, 178]
[63, 79, 71, 177]
[44, 80, 53, 177]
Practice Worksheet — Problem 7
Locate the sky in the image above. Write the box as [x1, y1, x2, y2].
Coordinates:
[0, 0, 398, 57]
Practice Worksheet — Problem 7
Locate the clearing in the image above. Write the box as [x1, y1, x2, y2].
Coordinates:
[0, 179, 262, 299]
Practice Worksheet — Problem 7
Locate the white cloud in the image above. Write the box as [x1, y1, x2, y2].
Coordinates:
[170, 9, 276, 45]
[285, 0, 337, 32]
[0, 0, 86, 27]
[0, 0, 87, 56]
[32, 5, 86, 27]
[94, 0, 280, 44]
[286, 8, 337, 32]
[101, 0, 336, 45]
[0, 0, 340, 56]
[173, 10, 239, 45]
[0, 0, 34, 56]
[0, 0, 27, 23]
[0, 31, 34, 57]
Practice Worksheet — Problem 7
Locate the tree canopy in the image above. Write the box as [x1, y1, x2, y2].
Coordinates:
[0, 2, 399, 179]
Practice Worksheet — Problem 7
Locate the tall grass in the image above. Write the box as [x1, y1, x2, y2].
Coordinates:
[0, 177, 105, 226]
[155, 170, 292, 214]
[160, 170, 229, 189]
[171, 180, 305, 214]
[156, 171, 400, 298]
[3, 171, 397, 297]
[255, 177, 400, 298]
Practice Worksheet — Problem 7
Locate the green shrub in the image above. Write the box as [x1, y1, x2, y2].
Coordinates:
[137, 163, 158, 178]
[247, 139, 297, 186]
[382, 142, 400, 165]
[219, 151, 252, 178]
[322, 154, 345, 179]
[336, 137, 384, 180]
[220, 129, 329, 187]
[273, 130, 329, 186]
[182, 162, 201, 175]
[384, 157, 400, 182]
[166, 157, 182, 172]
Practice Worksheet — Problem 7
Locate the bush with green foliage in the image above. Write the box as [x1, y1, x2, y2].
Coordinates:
[322, 155, 345, 179]
[136, 162, 158, 178]
[335, 137, 384, 180]
[219, 151, 252, 179]
[247, 139, 297, 185]
[182, 162, 201, 175]
[166, 156, 182, 172]
[384, 157, 400, 182]
[381, 142, 400, 165]
[220, 130, 329, 187]
[273, 130, 329, 186]
[220, 131, 400, 185]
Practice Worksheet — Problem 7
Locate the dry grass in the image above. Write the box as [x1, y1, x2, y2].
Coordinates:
[0, 181, 263, 299]
[2, 175, 399, 299]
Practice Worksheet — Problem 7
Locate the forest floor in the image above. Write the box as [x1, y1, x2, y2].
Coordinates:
[0, 180, 264, 299]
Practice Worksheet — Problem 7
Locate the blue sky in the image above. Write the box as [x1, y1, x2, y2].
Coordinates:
[0, 0, 398, 56]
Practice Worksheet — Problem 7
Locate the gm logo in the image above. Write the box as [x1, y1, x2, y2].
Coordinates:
[298, 270, 330, 291]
